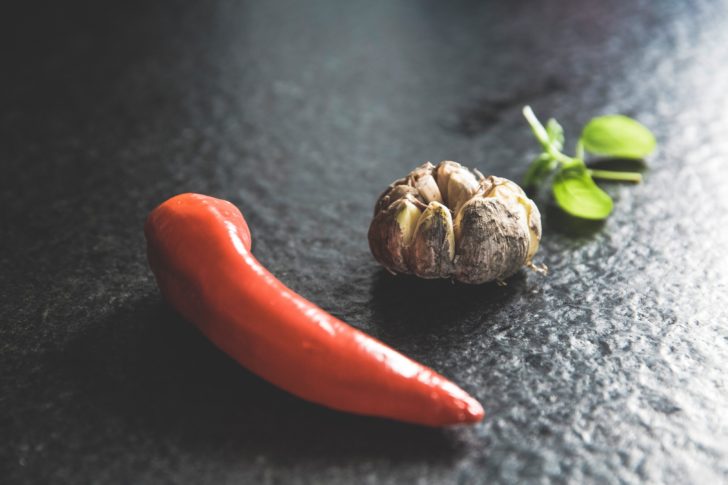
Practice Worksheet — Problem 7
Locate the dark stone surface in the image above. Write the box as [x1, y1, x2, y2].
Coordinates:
[2, 0, 727, 483]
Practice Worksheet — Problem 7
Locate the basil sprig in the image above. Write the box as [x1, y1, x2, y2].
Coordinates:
[522, 106, 656, 220]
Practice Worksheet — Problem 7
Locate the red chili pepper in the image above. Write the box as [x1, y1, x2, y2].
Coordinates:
[144, 193, 484, 427]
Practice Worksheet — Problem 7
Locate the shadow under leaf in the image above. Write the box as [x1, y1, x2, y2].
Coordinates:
[543, 202, 606, 239]
[587, 157, 647, 174]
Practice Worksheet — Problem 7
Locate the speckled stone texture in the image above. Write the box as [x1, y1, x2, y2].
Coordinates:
[2, 0, 727, 483]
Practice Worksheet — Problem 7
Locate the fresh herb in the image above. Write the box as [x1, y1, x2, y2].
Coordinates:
[522, 106, 656, 220]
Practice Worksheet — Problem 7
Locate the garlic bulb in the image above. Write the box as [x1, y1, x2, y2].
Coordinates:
[368, 161, 543, 284]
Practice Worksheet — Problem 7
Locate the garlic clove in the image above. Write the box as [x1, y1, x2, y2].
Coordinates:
[447, 169, 480, 215]
[410, 162, 443, 204]
[409, 201, 455, 278]
[396, 198, 422, 247]
[374, 183, 422, 215]
[483, 176, 526, 201]
[483, 176, 542, 263]
[368, 198, 422, 274]
[524, 198, 542, 262]
[434, 161, 462, 205]
[453, 197, 529, 284]
[415, 175, 442, 204]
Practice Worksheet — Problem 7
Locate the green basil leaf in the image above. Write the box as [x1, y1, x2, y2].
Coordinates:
[524, 154, 556, 187]
[580, 115, 656, 159]
[546, 118, 564, 151]
[552, 168, 613, 220]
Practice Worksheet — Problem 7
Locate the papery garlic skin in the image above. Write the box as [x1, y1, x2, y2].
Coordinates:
[369, 161, 542, 284]
[368, 197, 422, 274]
[410, 201, 455, 278]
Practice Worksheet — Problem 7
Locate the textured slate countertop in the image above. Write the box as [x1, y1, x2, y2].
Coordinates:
[2, 1, 727, 483]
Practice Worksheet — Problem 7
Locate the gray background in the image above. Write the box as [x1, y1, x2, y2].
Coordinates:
[2, 0, 727, 483]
